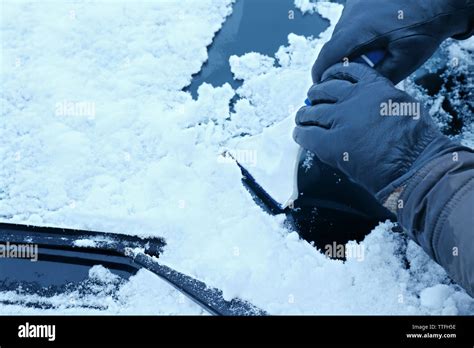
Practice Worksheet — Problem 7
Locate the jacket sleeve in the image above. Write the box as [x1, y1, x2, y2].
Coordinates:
[394, 151, 474, 297]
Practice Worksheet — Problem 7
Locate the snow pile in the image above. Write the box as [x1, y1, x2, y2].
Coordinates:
[1, 1, 473, 315]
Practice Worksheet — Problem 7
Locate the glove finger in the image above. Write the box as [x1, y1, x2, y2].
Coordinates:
[295, 104, 335, 128]
[307, 79, 354, 105]
[311, 22, 378, 83]
[293, 126, 333, 164]
[312, 33, 355, 83]
[321, 62, 383, 84]
[376, 34, 441, 84]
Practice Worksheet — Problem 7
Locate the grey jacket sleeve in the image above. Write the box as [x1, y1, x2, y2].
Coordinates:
[393, 151, 474, 297]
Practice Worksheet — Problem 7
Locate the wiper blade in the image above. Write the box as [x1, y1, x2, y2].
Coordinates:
[0, 222, 266, 316]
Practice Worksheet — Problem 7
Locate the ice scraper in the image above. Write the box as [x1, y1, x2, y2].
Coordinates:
[229, 50, 396, 245]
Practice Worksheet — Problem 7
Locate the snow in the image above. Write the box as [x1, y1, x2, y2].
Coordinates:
[420, 285, 455, 311]
[73, 239, 97, 248]
[294, 0, 326, 14]
[230, 53, 276, 81]
[1, 0, 473, 315]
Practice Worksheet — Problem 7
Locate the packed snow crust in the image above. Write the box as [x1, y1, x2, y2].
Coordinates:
[1, 0, 473, 314]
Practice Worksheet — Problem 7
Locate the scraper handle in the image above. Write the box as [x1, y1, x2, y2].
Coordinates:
[305, 49, 386, 106]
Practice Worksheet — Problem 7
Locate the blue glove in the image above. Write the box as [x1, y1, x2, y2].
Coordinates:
[312, 0, 474, 84]
[293, 63, 469, 200]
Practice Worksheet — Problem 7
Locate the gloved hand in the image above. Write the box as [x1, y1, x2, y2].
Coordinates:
[293, 63, 469, 200]
[312, 0, 474, 84]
